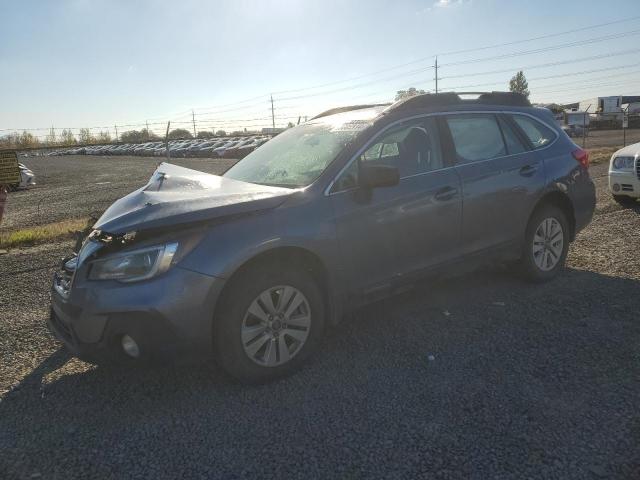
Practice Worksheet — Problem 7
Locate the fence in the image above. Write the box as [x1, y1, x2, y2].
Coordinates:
[563, 112, 640, 150]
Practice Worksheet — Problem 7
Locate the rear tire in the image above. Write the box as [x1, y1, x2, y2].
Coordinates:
[520, 205, 570, 282]
[213, 264, 325, 384]
[612, 194, 637, 207]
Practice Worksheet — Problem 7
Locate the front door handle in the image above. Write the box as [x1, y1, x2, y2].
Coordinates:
[519, 164, 538, 177]
[434, 186, 458, 201]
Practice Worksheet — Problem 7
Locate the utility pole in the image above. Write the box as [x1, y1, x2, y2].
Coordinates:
[146, 121, 150, 140]
[270, 95, 275, 129]
[582, 105, 591, 149]
[434, 56, 439, 94]
[165, 121, 171, 160]
[192, 110, 197, 138]
[114, 124, 119, 142]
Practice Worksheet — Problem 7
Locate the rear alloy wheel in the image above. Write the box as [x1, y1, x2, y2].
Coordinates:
[214, 266, 324, 383]
[532, 218, 564, 272]
[520, 205, 569, 282]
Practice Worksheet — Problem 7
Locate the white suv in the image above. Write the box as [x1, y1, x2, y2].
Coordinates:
[609, 142, 640, 206]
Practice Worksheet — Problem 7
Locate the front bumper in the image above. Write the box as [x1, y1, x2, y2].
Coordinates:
[48, 265, 226, 364]
[609, 170, 640, 198]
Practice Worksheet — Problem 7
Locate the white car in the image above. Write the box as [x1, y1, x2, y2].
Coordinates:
[609, 142, 639, 206]
[10, 163, 36, 190]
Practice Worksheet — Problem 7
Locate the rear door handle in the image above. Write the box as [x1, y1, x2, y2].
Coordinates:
[434, 186, 458, 201]
[519, 164, 538, 177]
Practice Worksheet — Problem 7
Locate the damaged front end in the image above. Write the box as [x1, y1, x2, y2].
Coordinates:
[53, 161, 293, 296]
[48, 162, 294, 363]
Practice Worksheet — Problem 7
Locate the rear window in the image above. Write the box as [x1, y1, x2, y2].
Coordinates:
[446, 114, 506, 163]
[510, 114, 556, 149]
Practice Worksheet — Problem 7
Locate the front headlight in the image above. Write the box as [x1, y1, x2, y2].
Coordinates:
[612, 156, 635, 171]
[88, 242, 178, 283]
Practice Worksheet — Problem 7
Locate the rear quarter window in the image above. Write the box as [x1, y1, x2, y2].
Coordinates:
[510, 114, 556, 149]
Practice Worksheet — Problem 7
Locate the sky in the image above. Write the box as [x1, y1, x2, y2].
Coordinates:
[1, 0, 640, 138]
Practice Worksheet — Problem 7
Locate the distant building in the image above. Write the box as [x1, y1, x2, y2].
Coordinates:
[577, 95, 640, 120]
[622, 102, 640, 115]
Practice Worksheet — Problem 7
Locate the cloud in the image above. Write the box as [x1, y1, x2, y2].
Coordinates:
[433, 0, 470, 7]
[420, 0, 470, 13]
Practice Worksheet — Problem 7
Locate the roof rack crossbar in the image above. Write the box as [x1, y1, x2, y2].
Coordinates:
[389, 91, 531, 112]
[311, 103, 390, 120]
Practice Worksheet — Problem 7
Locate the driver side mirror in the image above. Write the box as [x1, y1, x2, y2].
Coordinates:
[360, 164, 400, 189]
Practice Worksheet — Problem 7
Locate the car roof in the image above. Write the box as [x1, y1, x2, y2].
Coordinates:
[314, 91, 533, 124]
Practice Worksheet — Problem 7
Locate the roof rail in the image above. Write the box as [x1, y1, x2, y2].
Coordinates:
[311, 103, 390, 120]
[389, 91, 531, 112]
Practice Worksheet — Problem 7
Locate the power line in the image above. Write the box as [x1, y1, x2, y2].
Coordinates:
[269, 15, 640, 96]
[5, 18, 640, 134]
[444, 63, 640, 91]
[440, 28, 640, 67]
[440, 48, 640, 80]
[272, 33, 640, 104]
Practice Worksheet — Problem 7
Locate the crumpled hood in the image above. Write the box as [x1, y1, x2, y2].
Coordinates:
[94, 163, 293, 234]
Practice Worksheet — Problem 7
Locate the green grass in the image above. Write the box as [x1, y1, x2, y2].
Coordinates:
[0, 218, 89, 249]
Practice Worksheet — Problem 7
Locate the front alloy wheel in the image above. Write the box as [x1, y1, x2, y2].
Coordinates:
[241, 286, 311, 367]
[214, 265, 325, 383]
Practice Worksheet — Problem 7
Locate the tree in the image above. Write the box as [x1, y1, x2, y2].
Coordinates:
[96, 131, 112, 143]
[59, 129, 77, 146]
[197, 131, 214, 139]
[395, 87, 426, 101]
[168, 128, 192, 140]
[215, 130, 226, 137]
[120, 129, 158, 143]
[120, 130, 145, 143]
[46, 127, 56, 146]
[78, 128, 95, 144]
[509, 71, 530, 99]
[141, 128, 159, 141]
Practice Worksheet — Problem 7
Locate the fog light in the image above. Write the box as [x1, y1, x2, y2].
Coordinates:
[613, 183, 621, 192]
[121, 335, 140, 358]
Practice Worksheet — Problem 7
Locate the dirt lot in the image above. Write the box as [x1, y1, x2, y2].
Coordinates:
[1, 156, 237, 231]
[1, 153, 639, 479]
[580, 128, 640, 149]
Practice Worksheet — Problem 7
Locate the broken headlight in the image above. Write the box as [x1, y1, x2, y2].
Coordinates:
[88, 242, 178, 283]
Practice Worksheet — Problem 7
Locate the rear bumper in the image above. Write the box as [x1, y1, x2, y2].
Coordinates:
[573, 176, 596, 236]
[48, 266, 226, 364]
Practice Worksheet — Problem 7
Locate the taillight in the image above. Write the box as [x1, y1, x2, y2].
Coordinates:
[572, 148, 589, 169]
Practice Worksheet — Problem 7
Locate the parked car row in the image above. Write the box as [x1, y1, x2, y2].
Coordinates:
[45, 136, 272, 159]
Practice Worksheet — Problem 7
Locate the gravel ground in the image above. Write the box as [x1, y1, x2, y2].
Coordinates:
[0, 160, 639, 479]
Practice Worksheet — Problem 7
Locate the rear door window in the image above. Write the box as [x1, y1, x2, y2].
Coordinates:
[510, 114, 556, 149]
[445, 114, 506, 163]
[498, 116, 528, 155]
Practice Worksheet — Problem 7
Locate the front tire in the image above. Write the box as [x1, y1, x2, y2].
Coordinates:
[520, 205, 570, 282]
[214, 264, 325, 383]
